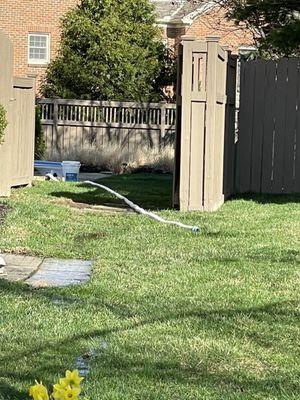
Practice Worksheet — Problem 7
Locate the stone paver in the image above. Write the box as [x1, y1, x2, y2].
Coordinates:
[0, 254, 92, 287]
[0, 253, 42, 281]
[26, 258, 92, 287]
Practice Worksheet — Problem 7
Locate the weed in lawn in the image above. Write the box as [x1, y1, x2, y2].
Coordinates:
[0, 204, 8, 226]
[75, 232, 107, 242]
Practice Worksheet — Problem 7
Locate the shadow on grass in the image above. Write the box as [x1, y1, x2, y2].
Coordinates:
[0, 204, 9, 226]
[207, 248, 300, 265]
[0, 381, 28, 400]
[0, 279, 299, 398]
[232, 193, 300, 204]
[49, 173, 173, 211]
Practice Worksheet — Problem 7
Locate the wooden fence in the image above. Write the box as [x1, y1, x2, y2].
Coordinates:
[236, 58, 300, 194]
[0, 32, 35, 197]
[37, 98, 176, 156]
[173, 36, 237, 211]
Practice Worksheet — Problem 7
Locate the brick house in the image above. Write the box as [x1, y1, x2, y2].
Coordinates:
[0, 0, 80, 90]
[0, 0, 254, 93]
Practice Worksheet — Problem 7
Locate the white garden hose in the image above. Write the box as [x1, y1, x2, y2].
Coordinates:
[84, 180, 200, 233]
[45, 173, 59, 181]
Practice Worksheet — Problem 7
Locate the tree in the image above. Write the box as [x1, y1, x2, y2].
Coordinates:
[42, 0, 175, 101]
[34, 106, 46, 160]
[226, 0, 300, 57]
[187, 0, 300, 57]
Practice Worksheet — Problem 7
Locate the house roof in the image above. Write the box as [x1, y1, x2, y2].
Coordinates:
[151, 0, 215, 25]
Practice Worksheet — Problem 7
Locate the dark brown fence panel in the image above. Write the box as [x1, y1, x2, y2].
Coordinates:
[236, 58, 300, 194]
[223, 53, 237, 198]
[261, 61, 277, 193]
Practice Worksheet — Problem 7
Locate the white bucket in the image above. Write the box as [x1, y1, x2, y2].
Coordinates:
[62, 161, 81, 182]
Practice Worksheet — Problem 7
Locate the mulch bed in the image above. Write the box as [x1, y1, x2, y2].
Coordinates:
[0, 204, 8, 226]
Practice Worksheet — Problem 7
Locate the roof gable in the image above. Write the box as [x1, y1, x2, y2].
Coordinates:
[151, 0, 215, 25]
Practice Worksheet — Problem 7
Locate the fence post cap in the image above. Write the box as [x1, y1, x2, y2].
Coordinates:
[181, 35, 195, 42]
[206, 36, 220, 42]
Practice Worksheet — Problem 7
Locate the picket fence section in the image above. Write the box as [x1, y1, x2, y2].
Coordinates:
[37, 98, 176, 155]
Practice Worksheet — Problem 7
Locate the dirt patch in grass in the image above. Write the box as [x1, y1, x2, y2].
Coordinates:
[0, 204, 8, 226]
[75, 232, 107, 242]
[51, 197, 133, 214]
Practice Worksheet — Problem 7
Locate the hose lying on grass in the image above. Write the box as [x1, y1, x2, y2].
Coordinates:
[84, 180, 200, 233]
[45, 173, 59, 181]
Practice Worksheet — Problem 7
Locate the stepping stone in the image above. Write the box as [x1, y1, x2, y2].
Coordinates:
[0, 253, 42, 281]
[26, 258, 92, 288]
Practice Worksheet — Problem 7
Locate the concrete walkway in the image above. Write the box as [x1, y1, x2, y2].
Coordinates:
[0, 253, 92, 288]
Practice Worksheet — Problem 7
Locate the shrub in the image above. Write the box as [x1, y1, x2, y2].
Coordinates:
[46, 145, 174, 174]
[42, 0, 175, 101]
[35, 106, 46, 159]
[0, 104, 8, 145]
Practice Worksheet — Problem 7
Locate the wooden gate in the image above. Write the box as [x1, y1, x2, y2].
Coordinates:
[236, 58, 300, 194]
[173, 36, 237, 211]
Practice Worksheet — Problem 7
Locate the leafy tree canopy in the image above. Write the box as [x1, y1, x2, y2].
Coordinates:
[226, 0, 300, 57]
[42, 0, 175, 101]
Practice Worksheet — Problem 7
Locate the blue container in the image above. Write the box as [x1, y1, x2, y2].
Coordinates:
[62, 161, 81, 182]
[34, 160, 63, 178]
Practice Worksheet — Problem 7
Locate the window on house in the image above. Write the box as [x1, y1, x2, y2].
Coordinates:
[28, 33, 50, 65]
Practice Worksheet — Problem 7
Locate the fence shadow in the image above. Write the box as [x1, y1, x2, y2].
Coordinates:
[0, 276, 299, 400]
[232, 193, 300, 205]
[48, 173, 173, 211]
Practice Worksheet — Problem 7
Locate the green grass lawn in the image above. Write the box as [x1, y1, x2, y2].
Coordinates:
[0, 173, 299, 400]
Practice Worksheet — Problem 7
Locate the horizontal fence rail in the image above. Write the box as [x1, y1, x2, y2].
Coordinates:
[39, 99, 176, 126]
[37, 98, 176, 157]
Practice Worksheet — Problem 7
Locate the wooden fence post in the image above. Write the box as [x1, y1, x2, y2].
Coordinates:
[173, 36, 236, 211]
[179, 35, 196, 211]
[52, 99, 60, 156]
[203, 36, 220, 211]
[160, 101, 166, 149]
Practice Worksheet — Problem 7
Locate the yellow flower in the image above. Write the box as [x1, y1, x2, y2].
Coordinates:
[54, 375, 79, 400]
[61, 385, 80, 400]
[63, 370, 84, 388]
[53, 378, 68, 390]
[52, 389, 63, 400]
[29, 381, 49, 400]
